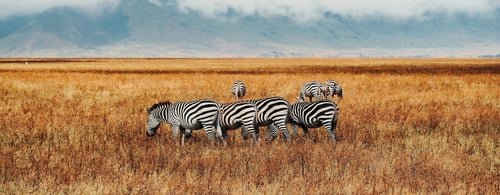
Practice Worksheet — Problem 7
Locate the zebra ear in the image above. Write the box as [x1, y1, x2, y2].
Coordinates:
[146, 107, 151, 114]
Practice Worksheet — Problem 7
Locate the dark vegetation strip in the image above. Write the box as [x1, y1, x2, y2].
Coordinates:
[0, 58, 196, 63]
[285, 64, 500, 74]
[0, 58, 101, 63]
[1, 64, 499, 75]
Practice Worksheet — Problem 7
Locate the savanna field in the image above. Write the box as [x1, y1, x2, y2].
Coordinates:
[0, 58, 499, 194]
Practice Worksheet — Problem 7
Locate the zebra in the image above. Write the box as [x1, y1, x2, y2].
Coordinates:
[217, 101, 259, 144]
[288, 100, 339, 141]
[298, 81, 326, 102]
[244, 96, 292, 141]
[146, 99, 219, 145]
[324, 80, 343, 100]
[231, 80, 247, 101]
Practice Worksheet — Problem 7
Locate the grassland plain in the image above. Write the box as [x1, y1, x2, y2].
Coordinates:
[0, 58, 499, 194]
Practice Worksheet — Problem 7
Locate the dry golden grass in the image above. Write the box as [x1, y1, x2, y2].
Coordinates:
[0, 58, 499, 194]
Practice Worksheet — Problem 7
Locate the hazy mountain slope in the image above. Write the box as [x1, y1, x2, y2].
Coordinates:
[0, 5, 128, 56]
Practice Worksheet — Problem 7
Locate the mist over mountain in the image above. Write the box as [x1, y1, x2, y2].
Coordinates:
[0, 0, 499, 57]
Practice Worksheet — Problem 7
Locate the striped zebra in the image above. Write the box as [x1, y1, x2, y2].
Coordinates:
[231, 80, 247, 101]
[217, 101, 259, 144]
[324, 80, 343, 100]
[288, 100, 339, 141]
[146, 100, 219, 145]
[244, 96, 291, 141]
[298, 81, 325, 102]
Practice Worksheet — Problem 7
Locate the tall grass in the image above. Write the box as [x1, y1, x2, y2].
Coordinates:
[0, 59, 499, 193]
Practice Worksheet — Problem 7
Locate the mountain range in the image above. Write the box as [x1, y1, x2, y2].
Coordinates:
[1, 0, 499, 57]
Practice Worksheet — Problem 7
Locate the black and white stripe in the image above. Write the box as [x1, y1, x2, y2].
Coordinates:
[298, 81, 325, 102]
[288, 100, 339, 141]
[146, 100, 219, 145]
[217, 101, 258, 143]
[246, 96, 291, 141]
[231, 80, 247, 101]
[324, 80, 343, 100]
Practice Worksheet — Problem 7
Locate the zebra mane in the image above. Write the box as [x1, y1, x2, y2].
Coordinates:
[147, 101, 171, 113]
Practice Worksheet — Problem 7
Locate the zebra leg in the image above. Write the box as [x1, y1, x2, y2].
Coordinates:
[322, 118, 336, 141]
[291, 124, 299, 137]
[314, 94, 321, 101]
[179, 127, 186, 146]
[298, 91, 305, 102]
[183, 129, 192, 145]
[247, 123, 260, 143]
[205, 124, 219, 142]
[171, 125, 182, 144]
[171, 124, 180, 140]
[242, 125, 258, 143]
[276, 121, 291, 141]
[221, 128, 228, 145]
[268, 122, 291, 141]
[266, 124, 278, 141]
[241, 127, 249, 140]
[213, 123, 227, 146]
[252, 123, 261, 143]
[301, 126, 309, 138]
[329, 117, 338, 141]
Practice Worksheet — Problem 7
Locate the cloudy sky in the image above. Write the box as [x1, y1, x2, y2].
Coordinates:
[0, 0, 120, 19]
[1, 0, 499, 21]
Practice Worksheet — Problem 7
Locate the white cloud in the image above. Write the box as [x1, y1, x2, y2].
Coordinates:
[176, 0, 500, 22]
[148, 0, 163, 7]
[1, 0, 498, 21]
[0, 0, 120, 19]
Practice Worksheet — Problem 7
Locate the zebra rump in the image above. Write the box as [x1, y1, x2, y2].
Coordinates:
[217, 101, 258, 142]
[231, 80, 247, 101]
[289, 100, 339, 141]
[246, 96, 291, 140]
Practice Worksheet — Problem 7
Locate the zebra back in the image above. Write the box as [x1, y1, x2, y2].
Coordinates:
[247, 96, 291, 140]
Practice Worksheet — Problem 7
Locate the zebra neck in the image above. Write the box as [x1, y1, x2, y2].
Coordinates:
[152, 107, 172, 123]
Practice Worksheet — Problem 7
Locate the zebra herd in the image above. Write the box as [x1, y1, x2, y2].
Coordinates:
[299, 80, 343, 102]
[146, 80, 342, 145]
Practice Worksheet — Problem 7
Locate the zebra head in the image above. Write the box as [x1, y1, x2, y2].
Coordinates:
[326, 80, 343, 100]
[336, 87, 343, 100]
[146, 102, 170, 137]
[146, 114, 161, 137]
[331, 83, 343, 100]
